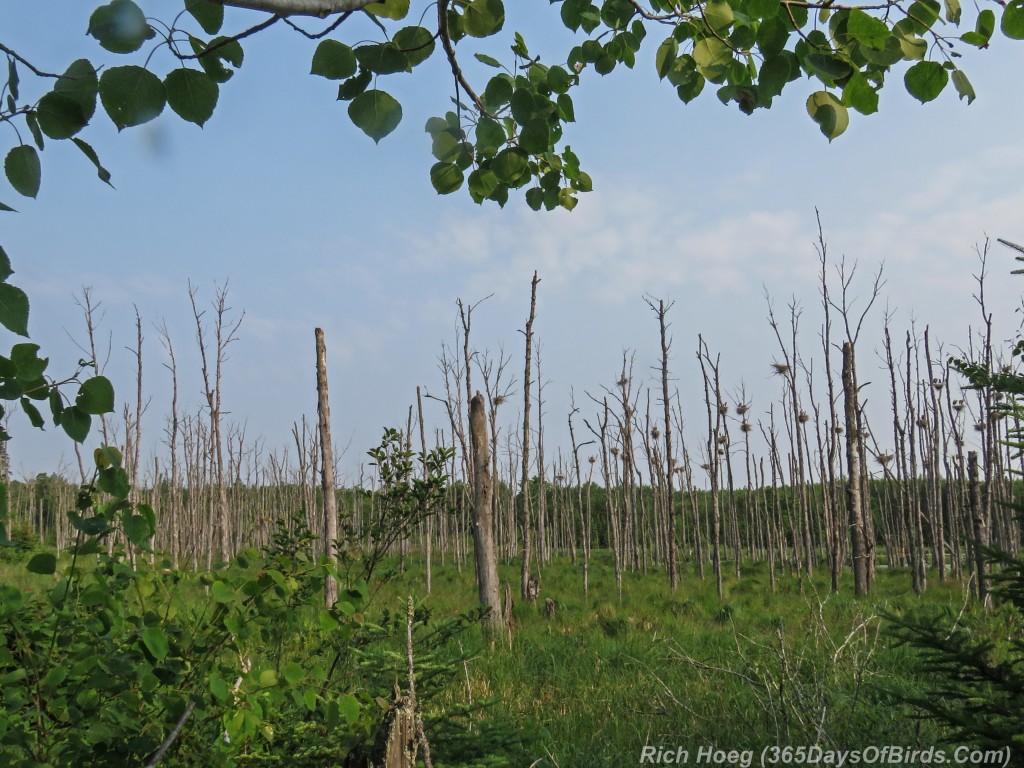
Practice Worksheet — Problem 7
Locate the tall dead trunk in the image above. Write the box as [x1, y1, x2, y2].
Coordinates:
[647, 298, 679, 589]
[470, 392, 502, 634]
[519, 272, 539, 599]
[842, 341, 869, 597]
[968, 451, 988, 605]
[315, 328, 339, 608]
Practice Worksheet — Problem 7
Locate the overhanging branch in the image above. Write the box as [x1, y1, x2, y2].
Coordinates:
[218, 0, 376, 17]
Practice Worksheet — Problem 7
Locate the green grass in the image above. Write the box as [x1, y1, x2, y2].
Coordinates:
[0, 548, 973, 767]
[377, 551, 964, 767]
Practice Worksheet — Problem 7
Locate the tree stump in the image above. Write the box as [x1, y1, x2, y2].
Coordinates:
[369, 683, 419, 768]
[544, 598, 555, 621]
[526, 578, 539, 601]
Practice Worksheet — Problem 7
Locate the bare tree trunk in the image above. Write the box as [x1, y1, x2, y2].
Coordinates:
[968, 451, 988, 605]
[470, 392, 502, 634]
[315, 328, 339, 607]
[843, 341, 869, 597]
[191, 284, 243, 566]
[647, 298, 679, 589]
[416, 386, 432, 595]
[520, 272, 539, 599]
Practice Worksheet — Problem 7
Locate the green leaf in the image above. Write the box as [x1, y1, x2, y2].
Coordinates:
[547, 66, 572, 94]
[100, 66, 166, 130]
[98, 466, 130, 498]
[88, 0, 154, 54]
[354, 43, 409, 75]
[474, 53, 503, 67]
[5, 146, 41, 199]
[40, 665, 68, 693]
[187, 0, 224, 34]
[951, 69, 975, 103]
[61, 406, 91, 442]
[283, 662, 305, 684]
[365, 0, 410, 19]
[943, 0, 961, 24]
[0, 283, 30, 336]
[311, 40, 357, 80]
[0, 202, 15, 213]
[843, 73, 879, 114]
[748, 0, 779, 18]
[259, 669, 278, 687]
[806, 54, 852, 85]
[806, 90, 849, 140]
[210, 672, 230, 702]
[394, 26, 435, 67]
[165, 69, 218, 126]
[0, 585, 23, 618]
[757, 16, 789, 56]
[7, 58, 18, 101]
[337, 70, 372, 101]
[191, 36, 243, 83]
[0, 246, 12, 280]
[95, 445, 122, 469]
[338, 693, 360, 724]
[468, 168, 499, 200]
[464, 0, 505, 38]
[656, 38, 679, 79]
[56, 60, 99, 124]
[758, 55, 791, 99]
[483, 75, 514, 110]
[26, 552, 57, 574]
[430, 162, 464, 194]
[348, 89, 402, 143]
[519, 118, 550, 154]
[211, 580, 234, 603]
[904, 60, 948, 102]
[847, 9, 890, 48]
[20, 397, 44, 428]
[77, 376, 115, 414]
[905, 0, 941, 33]
[704, 0, 734, 32]
[491, 148, 528, 183]
[71, 138, 113, 186]
[1003, 0, 1024, 39]
[693, 38, 732, 81]
[318, 608, 339, 631]
[303, 687, 318, 710]
[977, 9, 996, 39]
[124, 514, 153, 547]
[37, 92, 88, 140]
[142, 626, 169, 660]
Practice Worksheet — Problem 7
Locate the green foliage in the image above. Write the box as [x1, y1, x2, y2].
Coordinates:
[2, 0, 1018, 211]
[0, 452, 386, 767]
[343, 428, 454, 589]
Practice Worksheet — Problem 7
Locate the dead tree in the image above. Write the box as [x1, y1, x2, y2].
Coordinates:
[697, 336, 725, 600]
[315, 328, 339, 608]
[646, 296, 679, 589]
[469, 392, 502, 635]
[190, 283, 244, 565]
[843, 341, 870, 597]
[519, 272, 540, 599]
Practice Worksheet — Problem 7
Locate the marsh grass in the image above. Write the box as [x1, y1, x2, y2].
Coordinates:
[378, 551, 963, 767]
[0, 550, 968, 767]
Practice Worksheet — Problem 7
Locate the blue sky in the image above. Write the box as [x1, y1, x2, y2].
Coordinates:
[3, 1, 1024, 483]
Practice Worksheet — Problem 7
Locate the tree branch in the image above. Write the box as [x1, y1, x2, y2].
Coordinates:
[217, 0, 377, 16]
[0, 43, 62, 78]
[437, 0, 490, 117]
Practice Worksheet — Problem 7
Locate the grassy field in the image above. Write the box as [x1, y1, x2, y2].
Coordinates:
[369, 552, 969, 767]
[0, 546, 982, 767]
